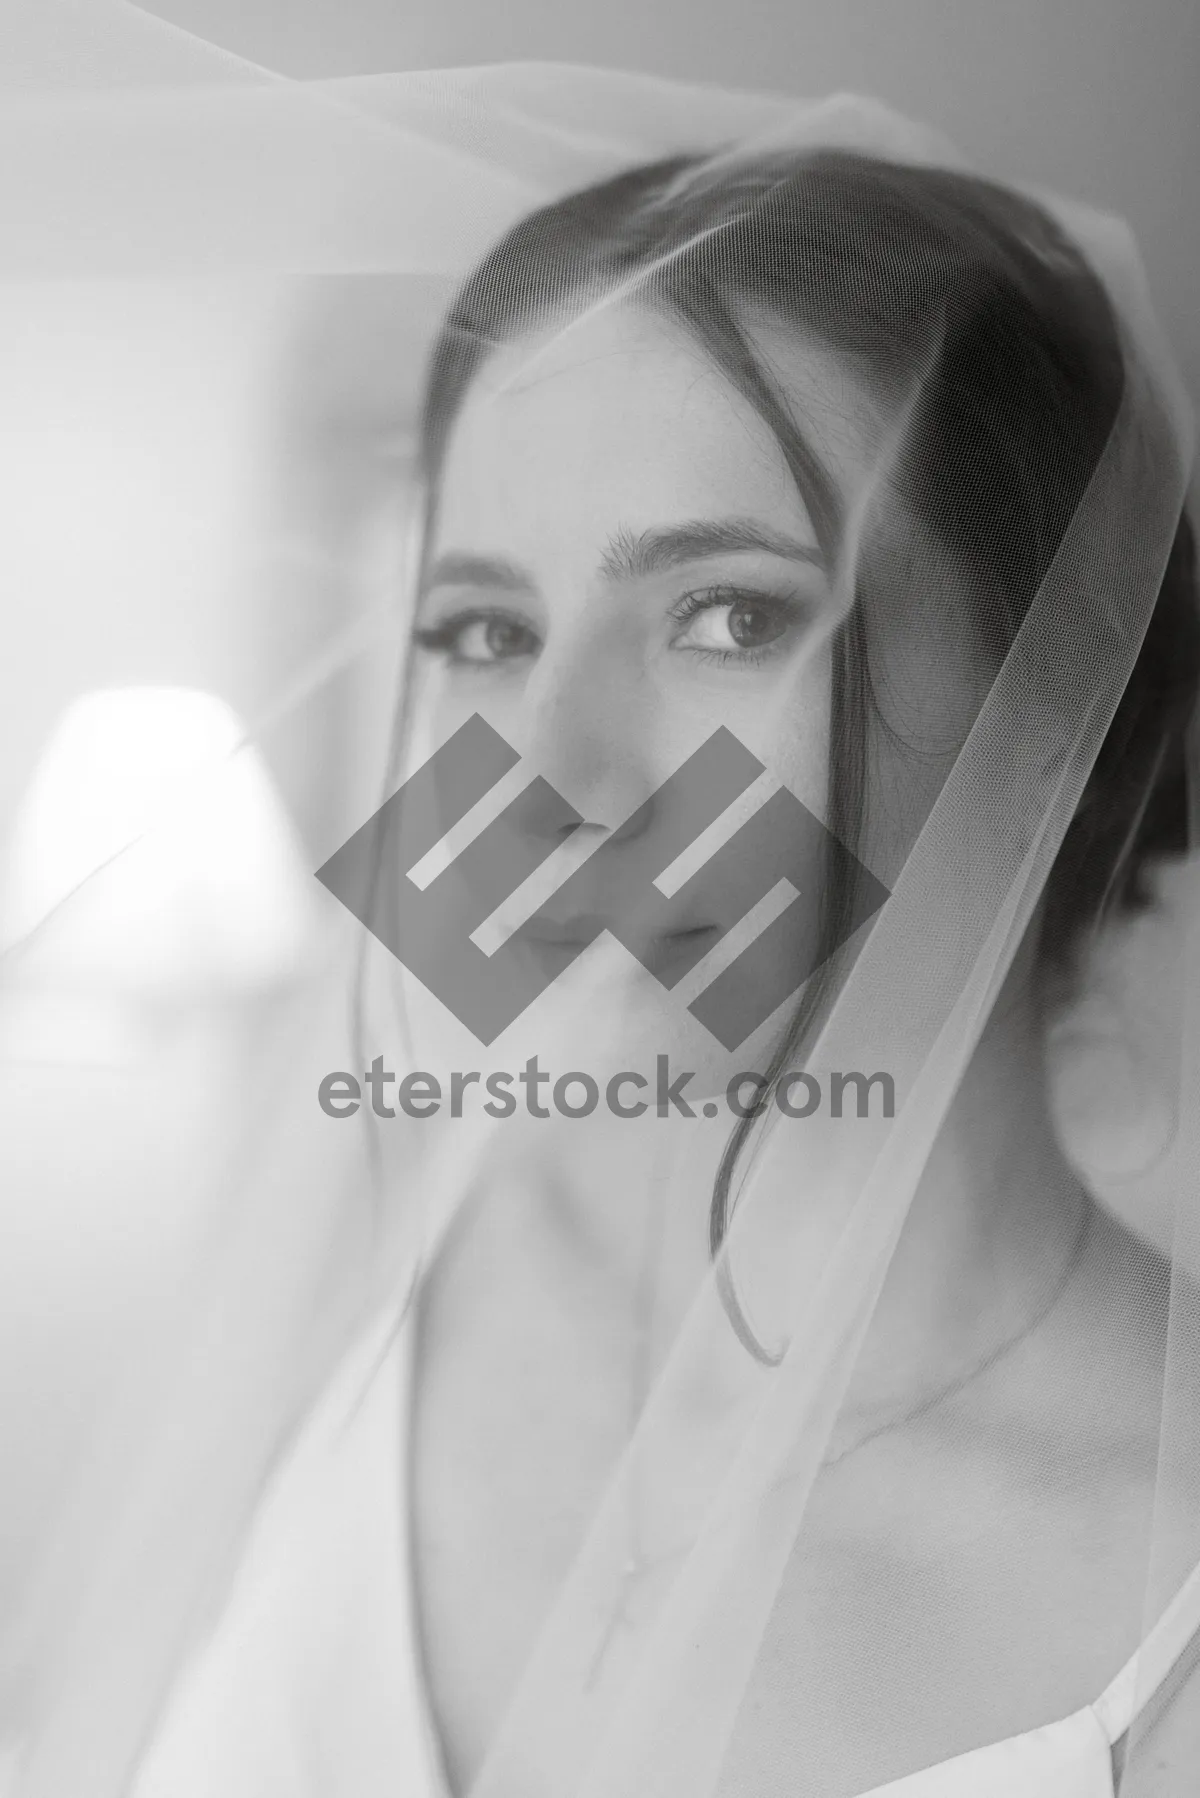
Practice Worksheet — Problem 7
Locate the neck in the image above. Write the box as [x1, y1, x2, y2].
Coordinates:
[445, 954, 1089, 1424]
[841, 959, 1090, 1426]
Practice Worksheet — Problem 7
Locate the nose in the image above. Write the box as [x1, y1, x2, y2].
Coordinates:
[515, 628, 659, 839]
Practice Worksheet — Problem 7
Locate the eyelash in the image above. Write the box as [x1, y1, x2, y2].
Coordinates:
[411, 585, 808, 670]
[666, 584, 807, 667]
[411, 608, 538, 669]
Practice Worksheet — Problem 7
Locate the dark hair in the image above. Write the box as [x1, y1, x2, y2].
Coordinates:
[415, 148, 1199, 1306]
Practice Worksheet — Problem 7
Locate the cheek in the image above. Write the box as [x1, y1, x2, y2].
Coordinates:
[404, 642, 538, 778]
[692, 647, 834, 822]
[416, 672, 526, 748]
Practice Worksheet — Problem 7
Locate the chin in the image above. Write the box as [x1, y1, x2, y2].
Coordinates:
[389, 937, 794, 1115]
[503, 952, 786, 1102]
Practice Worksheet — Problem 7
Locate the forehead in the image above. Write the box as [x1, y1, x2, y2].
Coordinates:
[432, 302, 877, 553]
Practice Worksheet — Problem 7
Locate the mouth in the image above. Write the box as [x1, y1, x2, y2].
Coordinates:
[642, 922, 722, 985]
[517, 912, 609, 950]
[516, 914, 722, 983]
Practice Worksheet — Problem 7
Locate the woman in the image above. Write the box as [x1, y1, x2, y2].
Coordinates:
[390, 145, 1200, 1798]
[7, 75, 1199, 1798]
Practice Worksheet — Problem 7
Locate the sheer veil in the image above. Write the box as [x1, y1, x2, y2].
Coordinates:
[0, 6, 1197, 1797]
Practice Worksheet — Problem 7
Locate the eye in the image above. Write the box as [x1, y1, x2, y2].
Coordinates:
[413, 609, 541, 668]
[668, 586, 804, 664]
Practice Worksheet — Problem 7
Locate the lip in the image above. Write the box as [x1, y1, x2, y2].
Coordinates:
[643, 922, 722, 984]
[518, 912, 610, 949]
[518, 913, 722, 967]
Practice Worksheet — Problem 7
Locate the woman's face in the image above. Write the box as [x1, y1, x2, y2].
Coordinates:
[405, 302, 920, 1090]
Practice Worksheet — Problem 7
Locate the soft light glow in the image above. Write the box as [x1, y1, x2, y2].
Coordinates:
[0, 687, 317, 1004]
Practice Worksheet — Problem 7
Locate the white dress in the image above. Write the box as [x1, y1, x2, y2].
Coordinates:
[129, 1304, 1200, 1798]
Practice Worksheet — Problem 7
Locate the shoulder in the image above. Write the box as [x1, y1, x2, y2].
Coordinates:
[1114, 1646, 1200, 1795]
[1076, 1211, 1200, 1794]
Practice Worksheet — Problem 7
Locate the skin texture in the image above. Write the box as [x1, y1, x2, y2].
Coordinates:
[408, 303, 839, 1092]
[404, 302, 1199, 1795]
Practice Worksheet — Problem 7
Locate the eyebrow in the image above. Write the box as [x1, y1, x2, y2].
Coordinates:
[423, 517, 826, 596]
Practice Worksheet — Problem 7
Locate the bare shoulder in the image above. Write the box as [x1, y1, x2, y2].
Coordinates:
[1078, 1207, 1200, 1795]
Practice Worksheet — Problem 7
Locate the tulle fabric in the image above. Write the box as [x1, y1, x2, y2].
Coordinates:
[0, 7, 1197, 1797]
